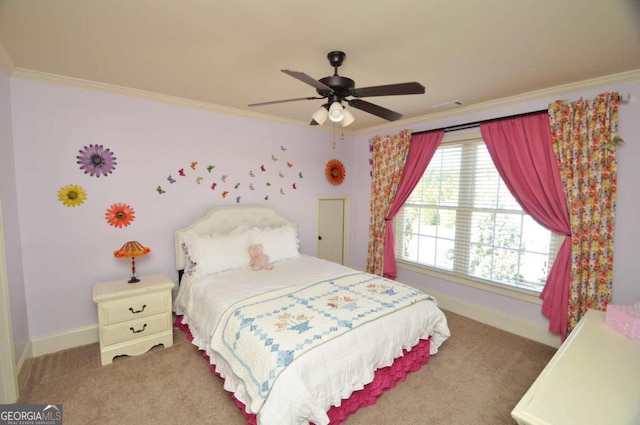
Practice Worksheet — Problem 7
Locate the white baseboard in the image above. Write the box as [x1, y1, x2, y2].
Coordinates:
[430, 289, 562, 348]
[21, 299, 559, 357]
[30, 324, 99, 357]
[15, 291, 560, 397]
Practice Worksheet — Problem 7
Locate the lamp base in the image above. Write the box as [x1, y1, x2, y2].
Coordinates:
[128, 276, 140, 284]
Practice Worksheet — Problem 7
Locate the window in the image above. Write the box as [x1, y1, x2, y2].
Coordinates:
[395, 134, 559, 293]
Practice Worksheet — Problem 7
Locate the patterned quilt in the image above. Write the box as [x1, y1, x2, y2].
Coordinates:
[210, 271, 432, 413]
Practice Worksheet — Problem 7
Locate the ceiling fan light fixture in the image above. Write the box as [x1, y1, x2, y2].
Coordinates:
[312, 106, 328, 125]
[341, 108, 355, 127]
[249, 52, 425, 125]
[328, 101, 345, 122]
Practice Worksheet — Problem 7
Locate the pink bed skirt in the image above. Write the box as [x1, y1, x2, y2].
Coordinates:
[175, 315, 431, 425]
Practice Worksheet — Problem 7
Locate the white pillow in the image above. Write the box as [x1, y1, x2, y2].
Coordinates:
[249, 225, 300, 263]
[183, 232, 251, 275]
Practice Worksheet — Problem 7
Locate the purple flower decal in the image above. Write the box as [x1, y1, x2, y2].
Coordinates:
[76, 144, 117, 177]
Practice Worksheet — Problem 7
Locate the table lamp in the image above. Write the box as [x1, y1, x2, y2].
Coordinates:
[114, 241, 151, 283]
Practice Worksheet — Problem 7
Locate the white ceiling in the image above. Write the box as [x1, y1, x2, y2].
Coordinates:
[1, 0, 639, 132]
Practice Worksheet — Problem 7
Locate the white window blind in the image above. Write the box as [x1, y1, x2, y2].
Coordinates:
[395, 136, 559, 293]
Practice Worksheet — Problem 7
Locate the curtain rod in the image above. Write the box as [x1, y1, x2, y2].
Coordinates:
[412, 108, 547, 135]
[413, 93, 630, 135]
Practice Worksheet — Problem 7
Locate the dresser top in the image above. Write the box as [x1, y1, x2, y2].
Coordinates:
[92, 273, 175, 302]
[512, 309, 640, 424]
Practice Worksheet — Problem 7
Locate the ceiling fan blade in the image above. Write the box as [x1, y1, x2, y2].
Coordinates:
[248, 96, 321, 107]
[348, 99, 403, 121]
[282, 70, 332, 92]
[352, 82, 425, 98]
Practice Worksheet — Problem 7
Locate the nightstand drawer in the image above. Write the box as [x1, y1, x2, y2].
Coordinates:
[101, 313, 172, 346]
[99, 291, 171, 325]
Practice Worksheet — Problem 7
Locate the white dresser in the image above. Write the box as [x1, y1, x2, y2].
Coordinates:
[512, 309, 640, 425]
[93, 273, 175, 365]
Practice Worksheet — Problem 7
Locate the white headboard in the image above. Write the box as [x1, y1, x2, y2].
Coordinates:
[175, 206, 296, 271]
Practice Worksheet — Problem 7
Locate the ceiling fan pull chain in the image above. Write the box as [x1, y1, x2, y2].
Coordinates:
[333, 123, 337, 149]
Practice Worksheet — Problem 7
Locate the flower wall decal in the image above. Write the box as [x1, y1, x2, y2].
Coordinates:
[325, 159, 346, 186]
[77, 144, 117, 177]
[105, 203, 135, 228]
[57, 184, 87, 207]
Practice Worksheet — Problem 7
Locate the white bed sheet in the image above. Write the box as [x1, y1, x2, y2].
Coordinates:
[174, 255, 450, 425]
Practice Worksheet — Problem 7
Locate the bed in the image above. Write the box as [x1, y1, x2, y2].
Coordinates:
[173, 206, 450, 425]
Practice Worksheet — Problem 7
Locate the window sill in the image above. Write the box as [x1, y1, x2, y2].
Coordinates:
[396, 260, 543, 305]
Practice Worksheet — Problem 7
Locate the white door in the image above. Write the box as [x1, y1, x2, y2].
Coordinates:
[317, 198, 347, 265]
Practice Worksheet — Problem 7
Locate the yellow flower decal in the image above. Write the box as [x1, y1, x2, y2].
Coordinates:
[325, 159, 346, 186]
[58, 184, 87, 207]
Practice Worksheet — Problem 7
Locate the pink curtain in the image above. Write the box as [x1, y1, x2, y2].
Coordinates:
[383, 131, 444, 279]
[480, 113, 572, 338]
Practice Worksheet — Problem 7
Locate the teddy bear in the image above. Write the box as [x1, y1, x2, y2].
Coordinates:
[248, 244, 273, 271]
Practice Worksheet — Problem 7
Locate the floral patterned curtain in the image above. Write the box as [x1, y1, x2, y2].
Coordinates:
[548, 92, 620, 333]
[366, 130, 411, 275]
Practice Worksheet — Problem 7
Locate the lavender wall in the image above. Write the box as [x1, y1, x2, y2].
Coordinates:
[10, 79, 354, 338]
[350, 79, 640, 328]
[0, 67, 29, 361]
[7, 74, 640, 342]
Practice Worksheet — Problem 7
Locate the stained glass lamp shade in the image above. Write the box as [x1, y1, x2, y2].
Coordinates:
[114, 241, 151, 283]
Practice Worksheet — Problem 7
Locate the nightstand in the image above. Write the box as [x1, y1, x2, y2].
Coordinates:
[93, 273, 175, 365]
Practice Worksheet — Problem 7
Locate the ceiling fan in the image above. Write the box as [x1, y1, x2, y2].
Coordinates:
[248, 51, 425, 126]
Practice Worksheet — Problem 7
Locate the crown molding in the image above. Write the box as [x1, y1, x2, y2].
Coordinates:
[0, 40, 16, 76]
[358, 69, 640, 136]
[12, 67, 325, 130]
[11, 67, 640, 135]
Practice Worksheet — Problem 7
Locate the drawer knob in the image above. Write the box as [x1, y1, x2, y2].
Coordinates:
[129, 324, 147, 334]
[129, 305, 147, 314]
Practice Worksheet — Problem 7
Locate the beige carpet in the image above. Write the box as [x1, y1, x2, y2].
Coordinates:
[18, 311, 556, 425]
